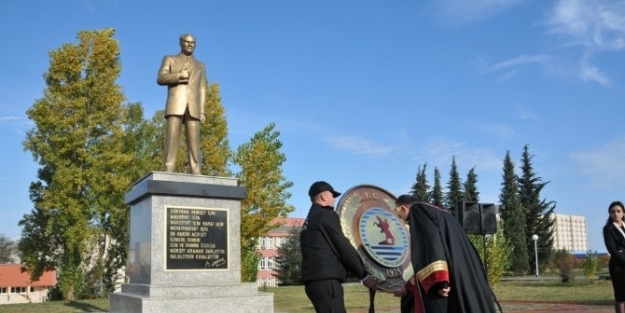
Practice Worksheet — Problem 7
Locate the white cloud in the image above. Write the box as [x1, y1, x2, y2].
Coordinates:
[579, 58, 611, 86]
[415, 137, 501, 172]
[486, 55, 552, 72]
[479, 123, 514, 139]
[548, 0, 625, 51]
[324, 135, 399, 158]
[547, 0, 625, 85]
[432, 0, 527, 25]
[0, 116, 24, 122]
[517, 107, 538, 120]
[496, 70, 518, 83]
[476, 55, 552, 82]
[569, 135, 625, 189]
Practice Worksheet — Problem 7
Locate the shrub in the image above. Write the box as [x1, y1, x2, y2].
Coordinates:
[584, 250, 598, 283]
[550, 249, 576, 283]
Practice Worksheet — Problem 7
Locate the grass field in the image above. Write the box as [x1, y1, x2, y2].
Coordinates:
[0, 279, 614, 313]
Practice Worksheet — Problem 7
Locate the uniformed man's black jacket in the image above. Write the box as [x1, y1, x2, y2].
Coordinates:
[300, 203, 367, 283]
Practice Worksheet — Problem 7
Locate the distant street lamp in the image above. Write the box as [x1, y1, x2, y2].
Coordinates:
[532, 234, 539, 277]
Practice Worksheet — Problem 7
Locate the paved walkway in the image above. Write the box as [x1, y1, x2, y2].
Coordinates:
[502, 302, 612, 312]
[331, 302, 613, 312]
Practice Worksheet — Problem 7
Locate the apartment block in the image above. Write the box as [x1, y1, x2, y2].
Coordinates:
[551, 213, 588, 252]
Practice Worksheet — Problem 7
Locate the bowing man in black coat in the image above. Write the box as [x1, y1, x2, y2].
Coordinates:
[394, 195, 496, 313]
[603, 200, 625, 313]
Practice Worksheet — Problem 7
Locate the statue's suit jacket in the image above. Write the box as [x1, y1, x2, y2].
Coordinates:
[157, 53, 207, 119]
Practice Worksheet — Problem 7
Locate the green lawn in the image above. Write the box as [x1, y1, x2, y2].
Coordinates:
[0, 280, 614, 313]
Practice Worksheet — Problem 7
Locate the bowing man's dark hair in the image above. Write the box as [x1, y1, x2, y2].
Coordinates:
[606, 200, 625, 226]
[395, 195, 418, 207]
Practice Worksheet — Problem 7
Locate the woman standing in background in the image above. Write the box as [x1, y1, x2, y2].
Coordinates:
[603, 201, 625, 313]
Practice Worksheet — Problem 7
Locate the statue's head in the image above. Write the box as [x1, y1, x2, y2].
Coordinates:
[179, 34, 196, 56]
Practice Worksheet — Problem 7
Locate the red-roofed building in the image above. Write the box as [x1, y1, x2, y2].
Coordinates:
[0, 265, 56, 304]
[256, 217, 305, 287]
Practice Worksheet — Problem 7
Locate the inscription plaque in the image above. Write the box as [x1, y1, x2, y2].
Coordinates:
[165, 206, 228, 270]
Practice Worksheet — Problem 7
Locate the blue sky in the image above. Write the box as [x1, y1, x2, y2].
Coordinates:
[1, 0, 624, 253]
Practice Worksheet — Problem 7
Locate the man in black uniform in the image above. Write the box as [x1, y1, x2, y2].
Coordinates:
[394, 195, 496, 313]
[300, 181, 376, 313]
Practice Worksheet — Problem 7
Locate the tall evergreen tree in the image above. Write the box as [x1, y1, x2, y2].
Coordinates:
[430, 167, 444, 207]
[410, 163, 430, 202]
[274, 227, 303, 286]
[233, 123, 295, 282]
[463, 167, 479, 202]
[20, 28, 134, 300]
[499, 151, 529, 275]
[517, 144, 556, 274]
[445, 156, 463, 213]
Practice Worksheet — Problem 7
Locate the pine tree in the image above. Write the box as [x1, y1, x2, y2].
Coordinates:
[445, 156, 463, 213]
[430, 167, 444, 207]
[517, 144, 555, 274]
[499, 151, 529, 275]
[233, 123, 295, 282]
[20, 28, 134, 300]
[274, 227, 302, 286]
[410, 163, 430, 202]
[463, 167, 479, 202]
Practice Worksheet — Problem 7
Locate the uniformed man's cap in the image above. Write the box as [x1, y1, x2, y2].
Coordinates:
[308, 181, 342, 198]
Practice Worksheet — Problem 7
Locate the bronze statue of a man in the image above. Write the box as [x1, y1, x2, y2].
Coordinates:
[157, 33, 207, 174]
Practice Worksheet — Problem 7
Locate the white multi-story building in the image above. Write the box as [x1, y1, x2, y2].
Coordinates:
[551, 213, 588, 252]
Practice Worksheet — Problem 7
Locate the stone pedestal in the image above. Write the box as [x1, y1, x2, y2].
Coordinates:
[109, 172, 273, 313]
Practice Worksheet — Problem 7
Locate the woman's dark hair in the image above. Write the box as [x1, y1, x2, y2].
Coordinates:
[606, 200, 625, 226]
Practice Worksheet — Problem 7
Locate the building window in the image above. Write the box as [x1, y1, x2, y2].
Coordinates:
[0, 287, 6, 294]
[10, 287, 26, 293]
[260, 257, 267, 270]
[30, 287, 35, 292]
[266, 237, 274, 250]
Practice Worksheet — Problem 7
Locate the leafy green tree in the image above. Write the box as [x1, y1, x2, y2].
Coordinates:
[121, 103, 162, 179]
[20, 28, 134, 300]
[274, 227, 303, 286]
[499, 151, 528, 275]
[518, 144, 555, 274]
[463, 167, 479, 202]
[0, 235, 17, 264]
[410, 163, 430, 202]
[468, 223, 511, 287]
[444, 156, 463, 213]
[200, 83, 232, 176]
[430, 167, 444, 207]
[233, 123, 295, 282]
[584, 250, 598, 283]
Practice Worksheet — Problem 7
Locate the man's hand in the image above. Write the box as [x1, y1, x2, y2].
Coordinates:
[200, 114, 206, 123]
[437, 286, 450, 297]
[179, 69, 189, 81]
[393, 286, 408, 297]
[361, 276, 376, 289]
